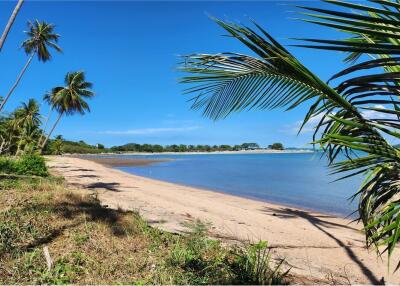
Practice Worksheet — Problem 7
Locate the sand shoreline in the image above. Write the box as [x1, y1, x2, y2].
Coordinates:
[47, 155, 399, 284]
[73, 156, 173, 167]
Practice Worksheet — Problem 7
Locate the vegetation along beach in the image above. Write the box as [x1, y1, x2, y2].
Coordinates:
[1, 0, 400, 285]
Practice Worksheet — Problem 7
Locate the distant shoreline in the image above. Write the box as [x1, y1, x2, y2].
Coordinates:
[69, 149, 316, 156]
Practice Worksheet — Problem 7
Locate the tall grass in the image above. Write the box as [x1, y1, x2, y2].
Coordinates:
[0, 176, 289, 284]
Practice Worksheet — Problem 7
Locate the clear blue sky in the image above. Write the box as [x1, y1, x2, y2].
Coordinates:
[0, 1, 346, 148]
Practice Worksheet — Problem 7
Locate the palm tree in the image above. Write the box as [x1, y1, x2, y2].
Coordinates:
[0, 0, 24, 52]
[13, 98, 41, 129]
[37, 87, 62, 147]
[0, 20, 62, 112]
[41, 71, 95, 149]
[180, 1, 400, 266]
[12, 99, 41, 155]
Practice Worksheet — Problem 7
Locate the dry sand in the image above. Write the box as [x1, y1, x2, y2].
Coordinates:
[47, 155, 400, 284]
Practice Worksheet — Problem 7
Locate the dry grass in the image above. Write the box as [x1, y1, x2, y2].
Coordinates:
[0, 176, 288, 284]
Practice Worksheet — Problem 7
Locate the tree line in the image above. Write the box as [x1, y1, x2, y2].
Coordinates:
[42, 140, 287, 154]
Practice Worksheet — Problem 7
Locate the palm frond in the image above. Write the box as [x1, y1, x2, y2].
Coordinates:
[179, 6, 400, 268]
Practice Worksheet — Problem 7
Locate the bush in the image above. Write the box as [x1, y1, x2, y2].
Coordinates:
[15, 155, 48, 177]
[0, 155, 48, 177]
[0, 157, 16, 174]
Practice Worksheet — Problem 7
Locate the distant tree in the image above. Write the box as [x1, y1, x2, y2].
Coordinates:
[153, 144, 164, 152]
[241, 143, 259, 150]
[233, 145, 241, 151]
[219, 144, 232, 151]
[52, 137, 63, 155]
[270, 143, 284, 150]
[97, 143, 105, 149]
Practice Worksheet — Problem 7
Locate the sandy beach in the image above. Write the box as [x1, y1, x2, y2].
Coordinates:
[47, 155, 400, 284]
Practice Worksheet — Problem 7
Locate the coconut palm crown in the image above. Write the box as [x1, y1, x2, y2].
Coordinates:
[13, 98, 41, 129]
[180, 0, 400, 268]
[22, 19, 61, 61]
[0, 20, 62, 112]
[41, 71, 94, 149]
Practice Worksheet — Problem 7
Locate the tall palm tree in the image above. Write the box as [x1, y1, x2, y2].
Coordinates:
[0, 0, 24, 52]
[180, 1, 400, 267]
[41, 71, 95, 149]
[0, 20, 62, 112]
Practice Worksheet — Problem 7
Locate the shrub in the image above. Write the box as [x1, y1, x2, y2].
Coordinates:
[15, 155, 48, 177]
[0, 155, 48, 177]
[0, 157, 16, 174]
[233, 241, 289, 285]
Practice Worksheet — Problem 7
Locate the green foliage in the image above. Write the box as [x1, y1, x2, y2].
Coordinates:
[233, 241, 289, 285]
[22, 19, 62, 62]
[0, 99, 43, 156]
[0, 154, 48, 177]
[268, 143, 284, 150]
[110, 142, 264, 153]
[0, 156, 16, 174]
[179, 1, 400, 267]
[14, 154, 48, 176]
[240, 143, 260, 150]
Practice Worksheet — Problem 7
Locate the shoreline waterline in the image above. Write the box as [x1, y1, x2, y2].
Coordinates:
[79, 153, 350, 218]
[81, 152, 359, 217]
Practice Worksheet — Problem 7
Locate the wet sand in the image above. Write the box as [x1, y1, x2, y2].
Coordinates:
[47, 155, 400, 284]
[73, 156, 172, 167]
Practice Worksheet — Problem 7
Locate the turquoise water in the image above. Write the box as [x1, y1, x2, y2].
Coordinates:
[101, 153, 361, 217]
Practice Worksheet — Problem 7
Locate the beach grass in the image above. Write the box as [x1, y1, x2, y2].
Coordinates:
[0, 175, 288, 284]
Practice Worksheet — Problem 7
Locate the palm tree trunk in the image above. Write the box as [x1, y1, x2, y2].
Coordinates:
[38, 107, 53, 147]
[41, 111, 62, 150]
[0, 0, 24, 52]
[0, 52, 34, 112]
[16, 139, 23, 156]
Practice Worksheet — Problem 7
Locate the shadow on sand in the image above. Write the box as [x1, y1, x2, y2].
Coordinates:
[261, 206, 383, 284]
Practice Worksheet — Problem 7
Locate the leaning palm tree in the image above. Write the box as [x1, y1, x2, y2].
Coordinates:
[180, 0, 400, 268]
[40, 71, 95, 149]
[0, 20, 62, 111]
[0, 0, 24, 52]
[37, 86, 63, 147]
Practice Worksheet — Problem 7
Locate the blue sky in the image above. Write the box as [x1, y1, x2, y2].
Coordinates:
[0, 1, 347, 148]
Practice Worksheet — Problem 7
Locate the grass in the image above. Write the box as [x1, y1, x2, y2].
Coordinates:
[0, 175, 289, 284]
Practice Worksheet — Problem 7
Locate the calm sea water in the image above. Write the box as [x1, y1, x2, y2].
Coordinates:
[101, 153, 361, 217]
